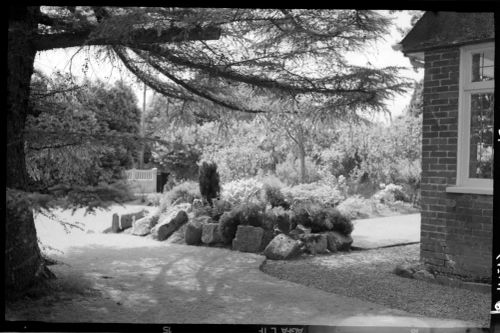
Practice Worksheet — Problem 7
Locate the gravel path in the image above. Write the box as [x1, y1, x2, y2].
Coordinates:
[261, 244, 490, 327]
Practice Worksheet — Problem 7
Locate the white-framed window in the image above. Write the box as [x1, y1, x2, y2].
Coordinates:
[447, 42, 494, 195]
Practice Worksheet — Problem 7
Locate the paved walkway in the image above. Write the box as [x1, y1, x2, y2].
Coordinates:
[9, 233, 472, 326]
[11, 211, 476, 326]
[351, 214, 420, 249]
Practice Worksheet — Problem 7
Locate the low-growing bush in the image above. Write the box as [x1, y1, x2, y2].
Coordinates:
[336, 195, 373, 220]
[330, 208, 354, 235]
[282, 182, 344, 208]
[264, 206, 296, 233]
[264, 185, 290, 209]
[144, 193, 162, 207]
[291, 204, 353, 236]
[218, 202, 265, 243]
[221, 178, 265, 206]
[159, 181, 201, 212]
[373, 183, 409, 204]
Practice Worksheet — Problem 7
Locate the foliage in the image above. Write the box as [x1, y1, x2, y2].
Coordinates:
[26, 72, 140, 193]
[218, 202, 265, 243]
[160, 181, 201, 212]
[198, 161, 221, 205]
[152, 139, 201, 181]
[336, 195, 373, 220]
[282, 182, 344, 208]
[221, 178, 266, 206]
[275, 154, 322, 186]
[373, 183, 409, 203]
[291, 204, 353, 235]
[264, 184, 290, 210]
[144, 193, 163, 206]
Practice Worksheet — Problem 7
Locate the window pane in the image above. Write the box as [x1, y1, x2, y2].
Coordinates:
[471, 50, 495, 82]
[469, 93, 494, 179]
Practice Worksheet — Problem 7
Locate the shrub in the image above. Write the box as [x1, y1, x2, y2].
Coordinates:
[329, 208, 354, 235]
[373, 183, 409, 204]
[198, 161, 220, 205]
[218, 202, 265, 243]
[336, 195, 373, 220]
[218, 210, 242, 244]
[144, 193, 162, 206]
[264, 185, 290, 209]
[275, 155, 322, 186]
[282, 182, 344, 208]
[221, 178, 265, 206]
[160, 181, 201, 212]
[290, 205, 353, 236]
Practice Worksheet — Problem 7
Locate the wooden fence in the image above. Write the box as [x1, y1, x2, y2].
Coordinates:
[125, 168, 158, 193]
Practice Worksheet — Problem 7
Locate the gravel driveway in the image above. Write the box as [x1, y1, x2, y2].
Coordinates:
[261, 244, 490, 327]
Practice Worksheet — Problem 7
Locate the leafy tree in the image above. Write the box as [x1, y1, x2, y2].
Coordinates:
[7, 6, 408, 292]
[26, 73, 141, 189]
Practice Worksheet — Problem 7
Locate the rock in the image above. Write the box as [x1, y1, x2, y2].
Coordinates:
[326, 231, 353, 252]
[232, 225, 264, 253]
[165, 223, 188, 244]
[119, 210, 147, 231]
[393, 263, 416, 278]
[299, 233, 328, 255]
[260, 229, 275, 251]
[132, 214, 159, 236]
[413, 269, 435, 281]
[264, 234, 302, 260]
[111, 213, 120, 233]
[151, 211, 189, 241]
[185, 221, 204, 245]
[201, 223, 223, 245]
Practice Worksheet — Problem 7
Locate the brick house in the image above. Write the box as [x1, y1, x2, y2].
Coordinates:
[399, 12, 494, 280]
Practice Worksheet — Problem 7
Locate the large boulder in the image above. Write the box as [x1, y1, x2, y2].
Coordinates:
[232, 225, 264, 253]
[299, 233, 328, 255]
[201, 223, 223, 245]
[165, 223, 188, 244]
[132, 214, 160, 236]
[185, 220, 204, 245]
[264, 234, 302, 260]
[326, 231, 353, 252]
[151, 211, 189, 241]
[119, 210, 147, 230]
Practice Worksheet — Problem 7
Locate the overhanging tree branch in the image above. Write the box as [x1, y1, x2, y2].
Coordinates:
[34, 25, 221, 51]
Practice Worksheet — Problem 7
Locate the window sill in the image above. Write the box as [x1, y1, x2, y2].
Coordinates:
[445, 186, 493, 195]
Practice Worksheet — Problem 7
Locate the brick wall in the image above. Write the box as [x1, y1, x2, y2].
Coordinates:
[420, 47, 493, 279]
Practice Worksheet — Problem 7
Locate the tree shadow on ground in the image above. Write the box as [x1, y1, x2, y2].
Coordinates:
[5, 241, 478, 327]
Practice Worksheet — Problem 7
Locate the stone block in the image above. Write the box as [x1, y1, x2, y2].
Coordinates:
[232, 225, 264, 253]
[201, 223, 223, 245]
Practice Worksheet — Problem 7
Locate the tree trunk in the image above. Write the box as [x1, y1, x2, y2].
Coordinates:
[6, 6, 52, 293]
[297, 130, 306, 184]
